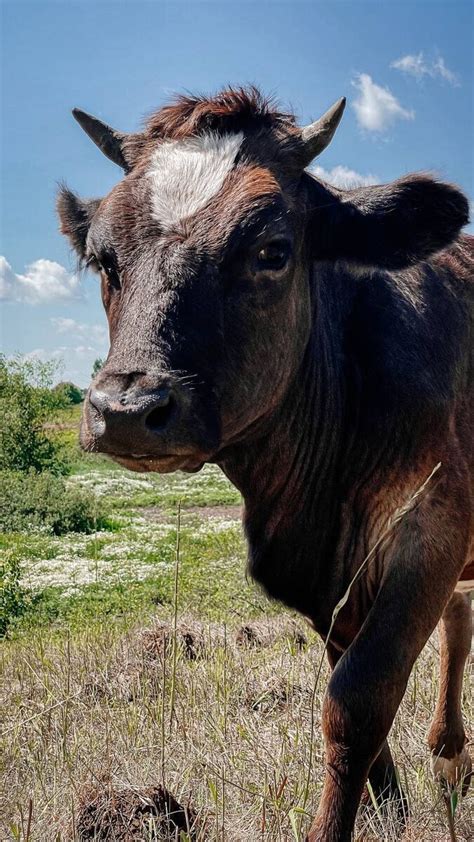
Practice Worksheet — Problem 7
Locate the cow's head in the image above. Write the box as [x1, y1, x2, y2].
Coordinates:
[58, 87, 468, 473]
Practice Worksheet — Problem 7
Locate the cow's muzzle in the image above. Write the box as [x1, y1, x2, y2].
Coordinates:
[80, 370, 219, 473]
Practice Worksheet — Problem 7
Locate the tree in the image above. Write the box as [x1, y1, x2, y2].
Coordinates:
[53, 381, 83, 405]
[91, 358, 104, 379]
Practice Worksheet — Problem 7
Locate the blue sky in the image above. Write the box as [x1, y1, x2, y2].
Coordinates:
[1, 0, 473, 385]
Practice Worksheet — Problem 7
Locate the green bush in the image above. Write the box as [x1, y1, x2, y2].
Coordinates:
[53, 381, 84, 405]
[0, 470, 106, 535]
[0, 549, 27, 636]
[0, 355, 68, 474]
[91, 357, 104, 379]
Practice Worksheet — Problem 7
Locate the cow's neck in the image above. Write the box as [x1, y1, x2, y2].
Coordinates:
[220, 268, 351, 628]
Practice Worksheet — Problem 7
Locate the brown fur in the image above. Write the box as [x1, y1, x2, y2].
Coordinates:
[145, 85, 297, 140]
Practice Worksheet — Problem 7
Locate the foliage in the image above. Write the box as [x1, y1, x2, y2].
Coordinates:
[53, 380, 84, 405]
[0, 355, 68, 474]
[91, 357, 104, 379]
[0, 470, 108, 535]
[0, 549, 28, 636]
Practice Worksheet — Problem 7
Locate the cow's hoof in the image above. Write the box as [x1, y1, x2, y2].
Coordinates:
[431, 747, 472, 797]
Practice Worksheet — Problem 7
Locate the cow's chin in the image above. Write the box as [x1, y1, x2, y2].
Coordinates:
[110, 453, 205, 474]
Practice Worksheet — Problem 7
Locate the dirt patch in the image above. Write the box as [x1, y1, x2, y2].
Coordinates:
[81, 620, 228, 704]
[141, 620, 207, 662]
[185, 504, 242, 520]
[80, 617, 309, 704]
[75, 780, 197, 840]
[236, 617, 307, 650]
[137, 504, 242, 523]
[139, 617, 308, 661]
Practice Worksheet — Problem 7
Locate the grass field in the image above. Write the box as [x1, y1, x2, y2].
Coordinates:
[1, 407, 472, 840]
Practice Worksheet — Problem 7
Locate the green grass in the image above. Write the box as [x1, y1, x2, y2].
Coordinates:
[4, 515, 272, 636]
[1, 404, 243, 635]
[1, 404, 246, 636]
[69, 463, 241, 509]
[9, 579, 169, 633]
[3, 510, 253, 634]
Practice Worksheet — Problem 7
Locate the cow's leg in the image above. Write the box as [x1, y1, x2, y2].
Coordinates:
[427, 591, 472, 795]
[306, 495, 467, 842]
[326, 643, 408, 826]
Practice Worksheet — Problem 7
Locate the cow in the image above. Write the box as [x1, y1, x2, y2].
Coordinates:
[57, 87, 473, 841]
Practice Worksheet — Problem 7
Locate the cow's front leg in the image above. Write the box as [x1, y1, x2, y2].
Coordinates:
[307, 641, 410, 842]
[326, 643, 408, 828]
[306, 488, 468, 842]
[428, 590, 472, 795]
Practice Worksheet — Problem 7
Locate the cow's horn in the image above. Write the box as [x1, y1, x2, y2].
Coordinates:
[72, 109, 131, 171]
[300, 97, 346, 165]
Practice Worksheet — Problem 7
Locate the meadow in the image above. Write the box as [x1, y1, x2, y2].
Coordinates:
[1, 404, 472, 841]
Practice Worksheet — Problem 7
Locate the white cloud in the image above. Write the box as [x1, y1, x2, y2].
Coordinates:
[51, 317, 108, 344]
[391, 52, 459, 86]
[352, 73, 415, 133]
[0, 256, 17, 300]
[23, 348, 65, 362]
[23, 345, 98, 363]
[310, 164, 378, 189]
[51, 317, 77, 333]
[73, 345, 101, 359]
[0, 255, 81, 303]
[21, 345, 104, 387]
[391, 53, 427, 80]
[432, 56, 459, 86]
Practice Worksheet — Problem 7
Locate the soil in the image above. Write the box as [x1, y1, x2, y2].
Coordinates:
[137, 504, 242, 523]
[76, 781, 197, 841]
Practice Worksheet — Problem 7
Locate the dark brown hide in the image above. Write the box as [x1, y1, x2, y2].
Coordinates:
[57, 87, 473, 842]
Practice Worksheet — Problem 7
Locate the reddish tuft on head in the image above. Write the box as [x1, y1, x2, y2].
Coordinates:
[145, 85, 297, 140]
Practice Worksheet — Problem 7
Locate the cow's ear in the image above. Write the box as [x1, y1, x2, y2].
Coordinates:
[56, 186, 101, 260]
[307, 174, 469, 270]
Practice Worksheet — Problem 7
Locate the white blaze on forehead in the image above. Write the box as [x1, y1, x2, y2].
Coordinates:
[147, 131, 244, 231]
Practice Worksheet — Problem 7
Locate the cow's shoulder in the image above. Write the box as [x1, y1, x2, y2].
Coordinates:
[344, 239, 472, 421]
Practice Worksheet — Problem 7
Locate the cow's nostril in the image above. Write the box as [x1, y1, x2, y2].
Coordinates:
[145, 393, 176, 432]
[88, 388, 108, 422]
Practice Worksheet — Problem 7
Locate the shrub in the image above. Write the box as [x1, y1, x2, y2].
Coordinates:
[53, 380, 84, 405]
[0, 470, 106, 535]
[0, 355, 68, 474]
[91, 357, 104, 379]
[0, 549, 27, 636]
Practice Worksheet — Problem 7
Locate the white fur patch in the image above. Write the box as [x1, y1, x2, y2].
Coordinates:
[147, 131, 244, 231]
[431, 748, 472, 786]
[455, 579, 474, 594]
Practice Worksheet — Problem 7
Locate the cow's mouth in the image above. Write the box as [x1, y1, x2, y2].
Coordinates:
[79, 384, 219, 474]
[110, 452, 206, 474]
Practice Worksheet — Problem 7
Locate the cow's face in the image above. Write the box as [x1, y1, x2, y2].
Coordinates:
[63, 155, 310, 473]
[57, 90, 338, 473]
[58, 89, 468, 473]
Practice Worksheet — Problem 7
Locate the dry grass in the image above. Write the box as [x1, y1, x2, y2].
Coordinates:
[1, 612, 472, 841]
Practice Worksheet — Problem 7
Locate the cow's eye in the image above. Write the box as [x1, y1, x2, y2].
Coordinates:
[102, 262, 121, 291]
[255, 240, 291, 272]
[88, 253, 121, 291]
